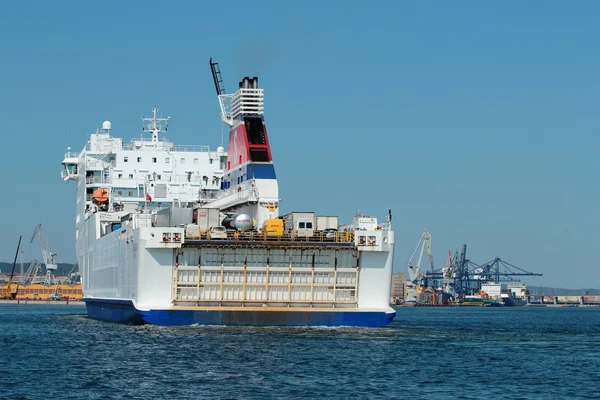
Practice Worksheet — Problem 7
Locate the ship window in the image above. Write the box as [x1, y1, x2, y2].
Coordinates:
[129, 191, 133, 197]
[152, 157, 157, 163]
[157, 175, 161, 180]
[239, 155, 242, 164]
[306, 222, 313, 229]
[124, 157, 128, 162]
[194, 158, 198, 164]
[166, 157, 170, 163]
[181, 158, 185, 164]
[299, 222, 305, 229]
[137, 157, 142, 162]
[118, 191, 122, 196]
[209, 159, 213, 164]
[118, 174, 122, 179]
[129, 174, 133, 179]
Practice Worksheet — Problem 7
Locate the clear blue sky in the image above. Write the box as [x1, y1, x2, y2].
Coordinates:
[1, 1, 598, 288]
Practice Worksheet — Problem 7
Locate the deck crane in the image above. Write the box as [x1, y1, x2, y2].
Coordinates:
[3, 235, 22, 300]
[406, 229, 434, 304]
[30, 224, 57, 285]
[209, 58, 234, 126]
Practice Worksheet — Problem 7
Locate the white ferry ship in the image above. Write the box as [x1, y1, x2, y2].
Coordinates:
[60, 59, 396, 326]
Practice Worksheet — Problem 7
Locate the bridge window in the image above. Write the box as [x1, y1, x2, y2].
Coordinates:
[152, 157, 157, 163]
[118, 174, 122, 179]
[137, 157, 142, 162]
[124, 157, 128, 162]
[129, 174, 133, 179]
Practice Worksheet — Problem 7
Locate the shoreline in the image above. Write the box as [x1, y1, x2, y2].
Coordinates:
[0, 299, 85, 306]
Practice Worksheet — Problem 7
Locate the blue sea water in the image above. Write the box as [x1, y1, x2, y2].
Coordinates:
[0, 305, 598, 400]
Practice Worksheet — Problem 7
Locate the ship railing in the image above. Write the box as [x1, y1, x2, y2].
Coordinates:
[378, 223, 391, 231]
[86, 176, 112, 185]
[185, 230, 355, 244]
[171, 145, 210, 152]
[63, 151, 79, 159]
[119, 138, 210, 153]
[199, 179, 259, 202]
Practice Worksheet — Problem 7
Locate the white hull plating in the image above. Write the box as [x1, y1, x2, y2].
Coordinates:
[79, 212, 395, 323]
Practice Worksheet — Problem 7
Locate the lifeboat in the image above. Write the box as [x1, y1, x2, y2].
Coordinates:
[93, 188, 109, 203]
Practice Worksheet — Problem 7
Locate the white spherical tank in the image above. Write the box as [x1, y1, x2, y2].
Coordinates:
[102, 120, 112, 131]
[217, 146, 225, 154]
[222, 214, 254, 231]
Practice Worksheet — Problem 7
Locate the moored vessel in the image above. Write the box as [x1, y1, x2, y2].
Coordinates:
[60, 59, 396, 326]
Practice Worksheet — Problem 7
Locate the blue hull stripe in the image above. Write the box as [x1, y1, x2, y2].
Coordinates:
[84, 298, 144, 324]
[84, 299, 395, 327]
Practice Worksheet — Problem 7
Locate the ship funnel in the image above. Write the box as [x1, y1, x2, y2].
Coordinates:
[239, 77, 259, 89]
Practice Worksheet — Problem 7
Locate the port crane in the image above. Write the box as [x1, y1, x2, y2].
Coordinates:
[3, 236, 22, 300]
[30, 224, 57, 285]
[66, 264, 80, 284]
[425, 245, 543, 298]
[21, 260, 42, 285]
[406, 229, 434, 303]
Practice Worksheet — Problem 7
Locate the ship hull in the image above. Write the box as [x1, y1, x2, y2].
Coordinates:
[502, 297, 526, 307]
[84, 298, 396, 327]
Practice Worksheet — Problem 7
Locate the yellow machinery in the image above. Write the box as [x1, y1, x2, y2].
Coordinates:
[261, 218, 284, 237]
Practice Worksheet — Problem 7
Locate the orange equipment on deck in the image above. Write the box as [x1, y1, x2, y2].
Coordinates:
[93, 188, 109, 203]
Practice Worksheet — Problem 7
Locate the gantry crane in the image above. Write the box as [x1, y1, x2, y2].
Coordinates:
[30, 224, 57, 285]
[406, 229, 434, 304]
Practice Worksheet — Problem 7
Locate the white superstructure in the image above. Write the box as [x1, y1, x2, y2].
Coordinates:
[60, 63, 396, 326]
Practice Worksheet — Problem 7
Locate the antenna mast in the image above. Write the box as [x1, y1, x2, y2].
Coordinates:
[142, 106, 170, 142]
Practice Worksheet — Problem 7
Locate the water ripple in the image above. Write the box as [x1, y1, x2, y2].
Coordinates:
[0, 305, 598, 399]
